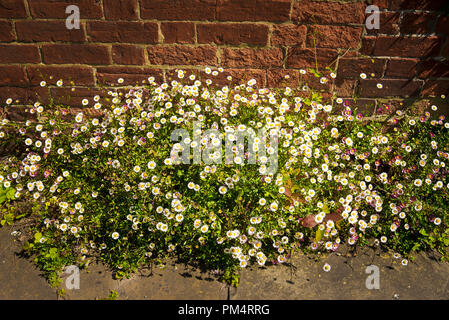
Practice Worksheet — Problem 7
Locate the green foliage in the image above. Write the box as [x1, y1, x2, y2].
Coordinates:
[0, 68, 448, 285]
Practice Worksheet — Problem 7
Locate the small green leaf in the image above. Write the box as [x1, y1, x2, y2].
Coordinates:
[34, 232, 42, 242]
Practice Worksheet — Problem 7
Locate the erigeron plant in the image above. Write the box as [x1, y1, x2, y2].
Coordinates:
[0, 67, 448, 286]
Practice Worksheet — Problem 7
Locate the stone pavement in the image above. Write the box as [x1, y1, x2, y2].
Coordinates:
[1, 225, 448, 300]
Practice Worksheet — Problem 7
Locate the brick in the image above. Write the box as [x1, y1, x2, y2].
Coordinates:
[401, 13, 436, 34]
[358, 79, 423, 97]
[217, 0, 290, 22]
[370, 36, 443, 57]
[436, 16, 449, 34]
[271, 25, 307, 47]
[0, 0, 26, 18]
[300, 73, 332, 92]
[165, 69, 201, 84]
[104, 0, 138, 20]
[0, 44, 40, 63]
[385, 58, 419, 78]
[292, 0, 365, 24]
[28, 0, 103, 18]
[140, 0, 215, 20]
[4, 105, 38, 122]
[372, 0, 388, 8]
[366, 12, 400, 35]
[200, 68, 266, 87]
[267, 69, 301, 88]
[422, 80, 449, 96]
[333, 79, 357, 97]
[338, 58, 386, 79]
[96, 67, 164, 86]
[16, 20, 86, 42]
[442, 40, 449, 58]
[27, 66, 95, 86]
[42, 44, 110, 64]
[221, 48, 283, 68]
[0, 21, 15, 42]
[287, 48, 339, 69]
[333, 99, 376, 116]
[87, 21, 158, 44]
[360, 36, 377, 55]
[161, 22, 195, 44]
[147, 46, 217, 65]
[390, 0, 447, 11]
[0, 86, 49, 105]
[50, 87, 107, 106]
[112, 45, 145, 65]
[0, 66, 28, 86]
[197, 23, 268, 46]
[308, 25, 363, 49]
[418, 60, 449, 78]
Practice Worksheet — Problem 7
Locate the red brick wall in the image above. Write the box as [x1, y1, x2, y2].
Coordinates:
[0, 0, 448, 108]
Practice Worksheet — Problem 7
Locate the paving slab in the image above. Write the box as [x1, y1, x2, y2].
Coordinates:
[1, 226, 448, 300]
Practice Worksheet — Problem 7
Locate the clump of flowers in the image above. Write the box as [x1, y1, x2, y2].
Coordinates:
[0, 67, 448, 285]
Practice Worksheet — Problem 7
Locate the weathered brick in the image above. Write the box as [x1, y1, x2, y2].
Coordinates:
[4, 105, 38, 122]
[418, 60, 449, 78]
[390, 0, 447, 11]
[140, 0, 215, 20]
[369, 36, 443, 57]
[366, 12, 400, 35]
[217, 0, 290, 22]
[308, 25, 363, 49]
[436, 16, 449, 34]
[333, 99, 376, 116]
[50, 87, 107, 106]
[197, 23, 268, 46]
[16, 20, 86, 42]
[27, 66, 95, 86]
[292, 0, 365, 24]
[287, 48, 339, 69]
[221, 48, 283, 68]
[267, 69, 301, 88]
[371, 0, 388, 8]
[104, 0, 138, 20]
[442, 39, 449, 58]
[0, 86, 49, 105]
[360, 36, 377, 55]
[271, 25, 307, 47]
[147, 46, 217, 65]
[0, 0, 26, 18]
[112, 45, 145, 65]
[338, 58, 386, 79]
[200, 68, 266, 87]
[358, 79, 423, 97]
[0, 66, 28, 86]
[96, 67, 164, 86]
[161, 22, 195, 44]
[28, 0, 103, 18]
[87, 22, 158, 44]
[422, 80, 449, 96]
[0, 21, 15, 42]
[385, 58, 419, 78]
[401, 13, 436, 34]
[42, 44, 110, 64]
[299, 73, 332, 92]
[165, 68, 201, 84]
[0, 44, 40, 63]
[333, 79, 357, 97]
